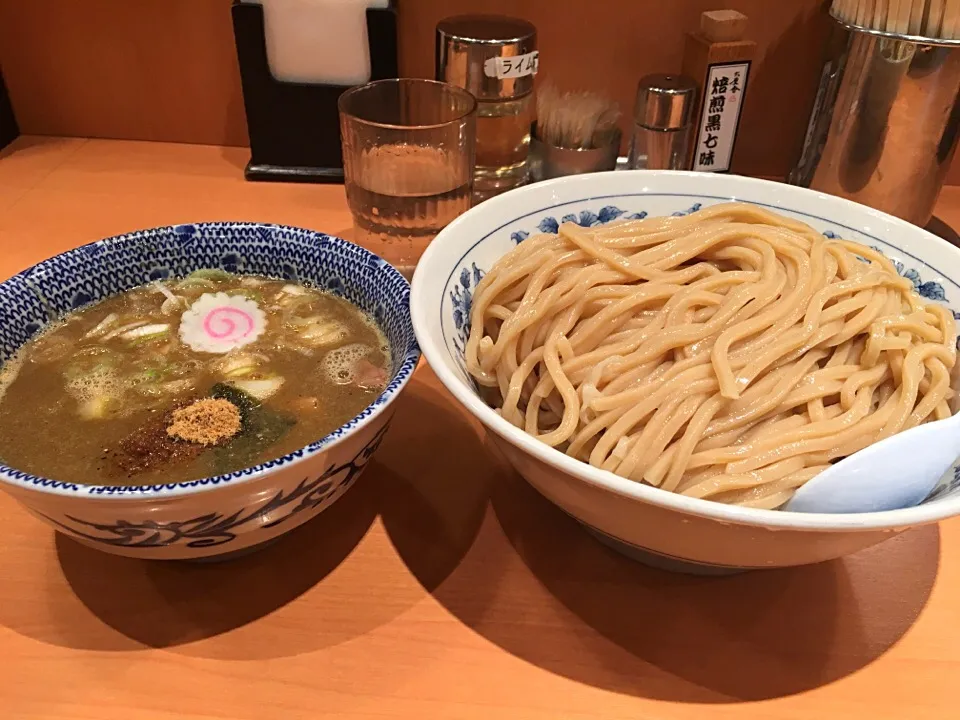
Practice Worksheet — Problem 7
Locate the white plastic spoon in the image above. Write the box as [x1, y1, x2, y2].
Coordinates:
[783, 415, 960, 513]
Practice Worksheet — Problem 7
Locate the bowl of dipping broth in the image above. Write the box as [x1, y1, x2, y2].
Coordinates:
[411, 170, 960, 573]
[0, 222, 419, 560]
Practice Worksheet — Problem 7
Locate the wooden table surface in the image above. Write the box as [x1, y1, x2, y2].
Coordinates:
[2, 136, 960, 720]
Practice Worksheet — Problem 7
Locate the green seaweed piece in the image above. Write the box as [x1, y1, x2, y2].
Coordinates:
[210, 382, 260, 420]
[209, 383, 296, 474]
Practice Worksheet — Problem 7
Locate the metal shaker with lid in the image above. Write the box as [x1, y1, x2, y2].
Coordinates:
[628, 74, 698, 170]
[436, 15, 538, 199]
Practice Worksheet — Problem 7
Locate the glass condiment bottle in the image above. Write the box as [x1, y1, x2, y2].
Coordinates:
[628, 74, 698, 170]
[436, 15, 538, 201]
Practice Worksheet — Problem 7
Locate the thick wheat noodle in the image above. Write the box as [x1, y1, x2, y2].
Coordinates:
[464, 202, 959, 510]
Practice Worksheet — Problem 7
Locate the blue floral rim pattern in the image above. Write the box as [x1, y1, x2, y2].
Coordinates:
[449, 200, 957, 364]
[0, 222, 420, 498]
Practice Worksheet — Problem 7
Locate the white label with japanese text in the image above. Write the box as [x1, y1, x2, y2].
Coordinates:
[692, 61, 750, 173]
[483, 51, 539, 80]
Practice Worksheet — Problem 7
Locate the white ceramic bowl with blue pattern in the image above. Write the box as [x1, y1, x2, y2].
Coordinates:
[0, 222, 419, 560]
[411, 170, 960, 573]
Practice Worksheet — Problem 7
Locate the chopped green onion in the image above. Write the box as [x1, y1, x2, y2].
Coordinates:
[101, 320, 149, 341]
[121, 323, 170, 341]
[229, 376, 285, 400]
[176, 278, 217, 291]
[214, 352, 267, 379]
[300, 320, 346, 346]
[187, 268, 234, 282]
[224, 366, 256, 378]
[84, 313, 119, 339]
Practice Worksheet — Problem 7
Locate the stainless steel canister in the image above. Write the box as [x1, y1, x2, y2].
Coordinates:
[790, 13, 960, 227]
[628, 74, 698, 170]
[436, 15, 537, 198]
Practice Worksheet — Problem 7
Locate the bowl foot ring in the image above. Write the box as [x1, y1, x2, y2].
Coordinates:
[185, 536, 281, 563]
[580, 523, 749, 576]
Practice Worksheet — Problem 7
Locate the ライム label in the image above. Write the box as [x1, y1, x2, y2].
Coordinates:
[692, 61, 751, 173]
[484, 51, 539, 80]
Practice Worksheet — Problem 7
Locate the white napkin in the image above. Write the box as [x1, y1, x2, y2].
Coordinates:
[244, 0, 390, 85]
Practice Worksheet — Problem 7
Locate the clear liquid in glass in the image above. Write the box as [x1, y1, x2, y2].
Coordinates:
[345, 143, 472, 277]
[473, 93, 534, 200]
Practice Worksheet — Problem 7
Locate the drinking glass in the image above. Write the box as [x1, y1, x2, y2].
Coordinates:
[339, 78, 477, 278]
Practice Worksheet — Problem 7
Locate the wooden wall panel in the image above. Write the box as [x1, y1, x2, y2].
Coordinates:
[399, 0, 830, 177]
[3, 0, 943, 183]
[0, 0, 248, 146]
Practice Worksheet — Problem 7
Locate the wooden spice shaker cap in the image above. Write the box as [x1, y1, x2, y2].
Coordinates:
[700, 10, 748, 43]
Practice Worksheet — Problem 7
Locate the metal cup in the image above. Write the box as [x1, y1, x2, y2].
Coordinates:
[528, 129, 621, 181]
[790, 13, 960, 227]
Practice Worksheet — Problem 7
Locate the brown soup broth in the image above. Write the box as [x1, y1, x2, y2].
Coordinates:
[0, 272, 392, 486]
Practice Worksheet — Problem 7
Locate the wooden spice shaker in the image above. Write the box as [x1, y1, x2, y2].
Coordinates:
[681, 10, 756, 173]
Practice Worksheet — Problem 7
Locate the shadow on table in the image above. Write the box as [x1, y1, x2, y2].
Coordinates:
[44, 370, 486, 660]
[377, 375, 490, 593]
[50, 461, 386, 659]
[926, 215, 960, 246]
[422, 442, 941, 703]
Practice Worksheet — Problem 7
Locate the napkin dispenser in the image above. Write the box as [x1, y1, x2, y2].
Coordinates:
[231, 0, 398, 183]
[0, 69, 18, 152]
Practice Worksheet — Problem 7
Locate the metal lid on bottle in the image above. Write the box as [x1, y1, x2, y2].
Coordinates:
[436, 15, 537, 101]
[634, 74, 698, 130]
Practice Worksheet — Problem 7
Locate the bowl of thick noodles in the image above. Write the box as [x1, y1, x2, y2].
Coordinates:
[0, 222, 419, 560]
[410, 171, 960, 573]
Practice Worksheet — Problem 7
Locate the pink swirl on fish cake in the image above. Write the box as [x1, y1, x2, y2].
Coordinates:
[202, 306, 256, 341]
[179, 291, 266, 353]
